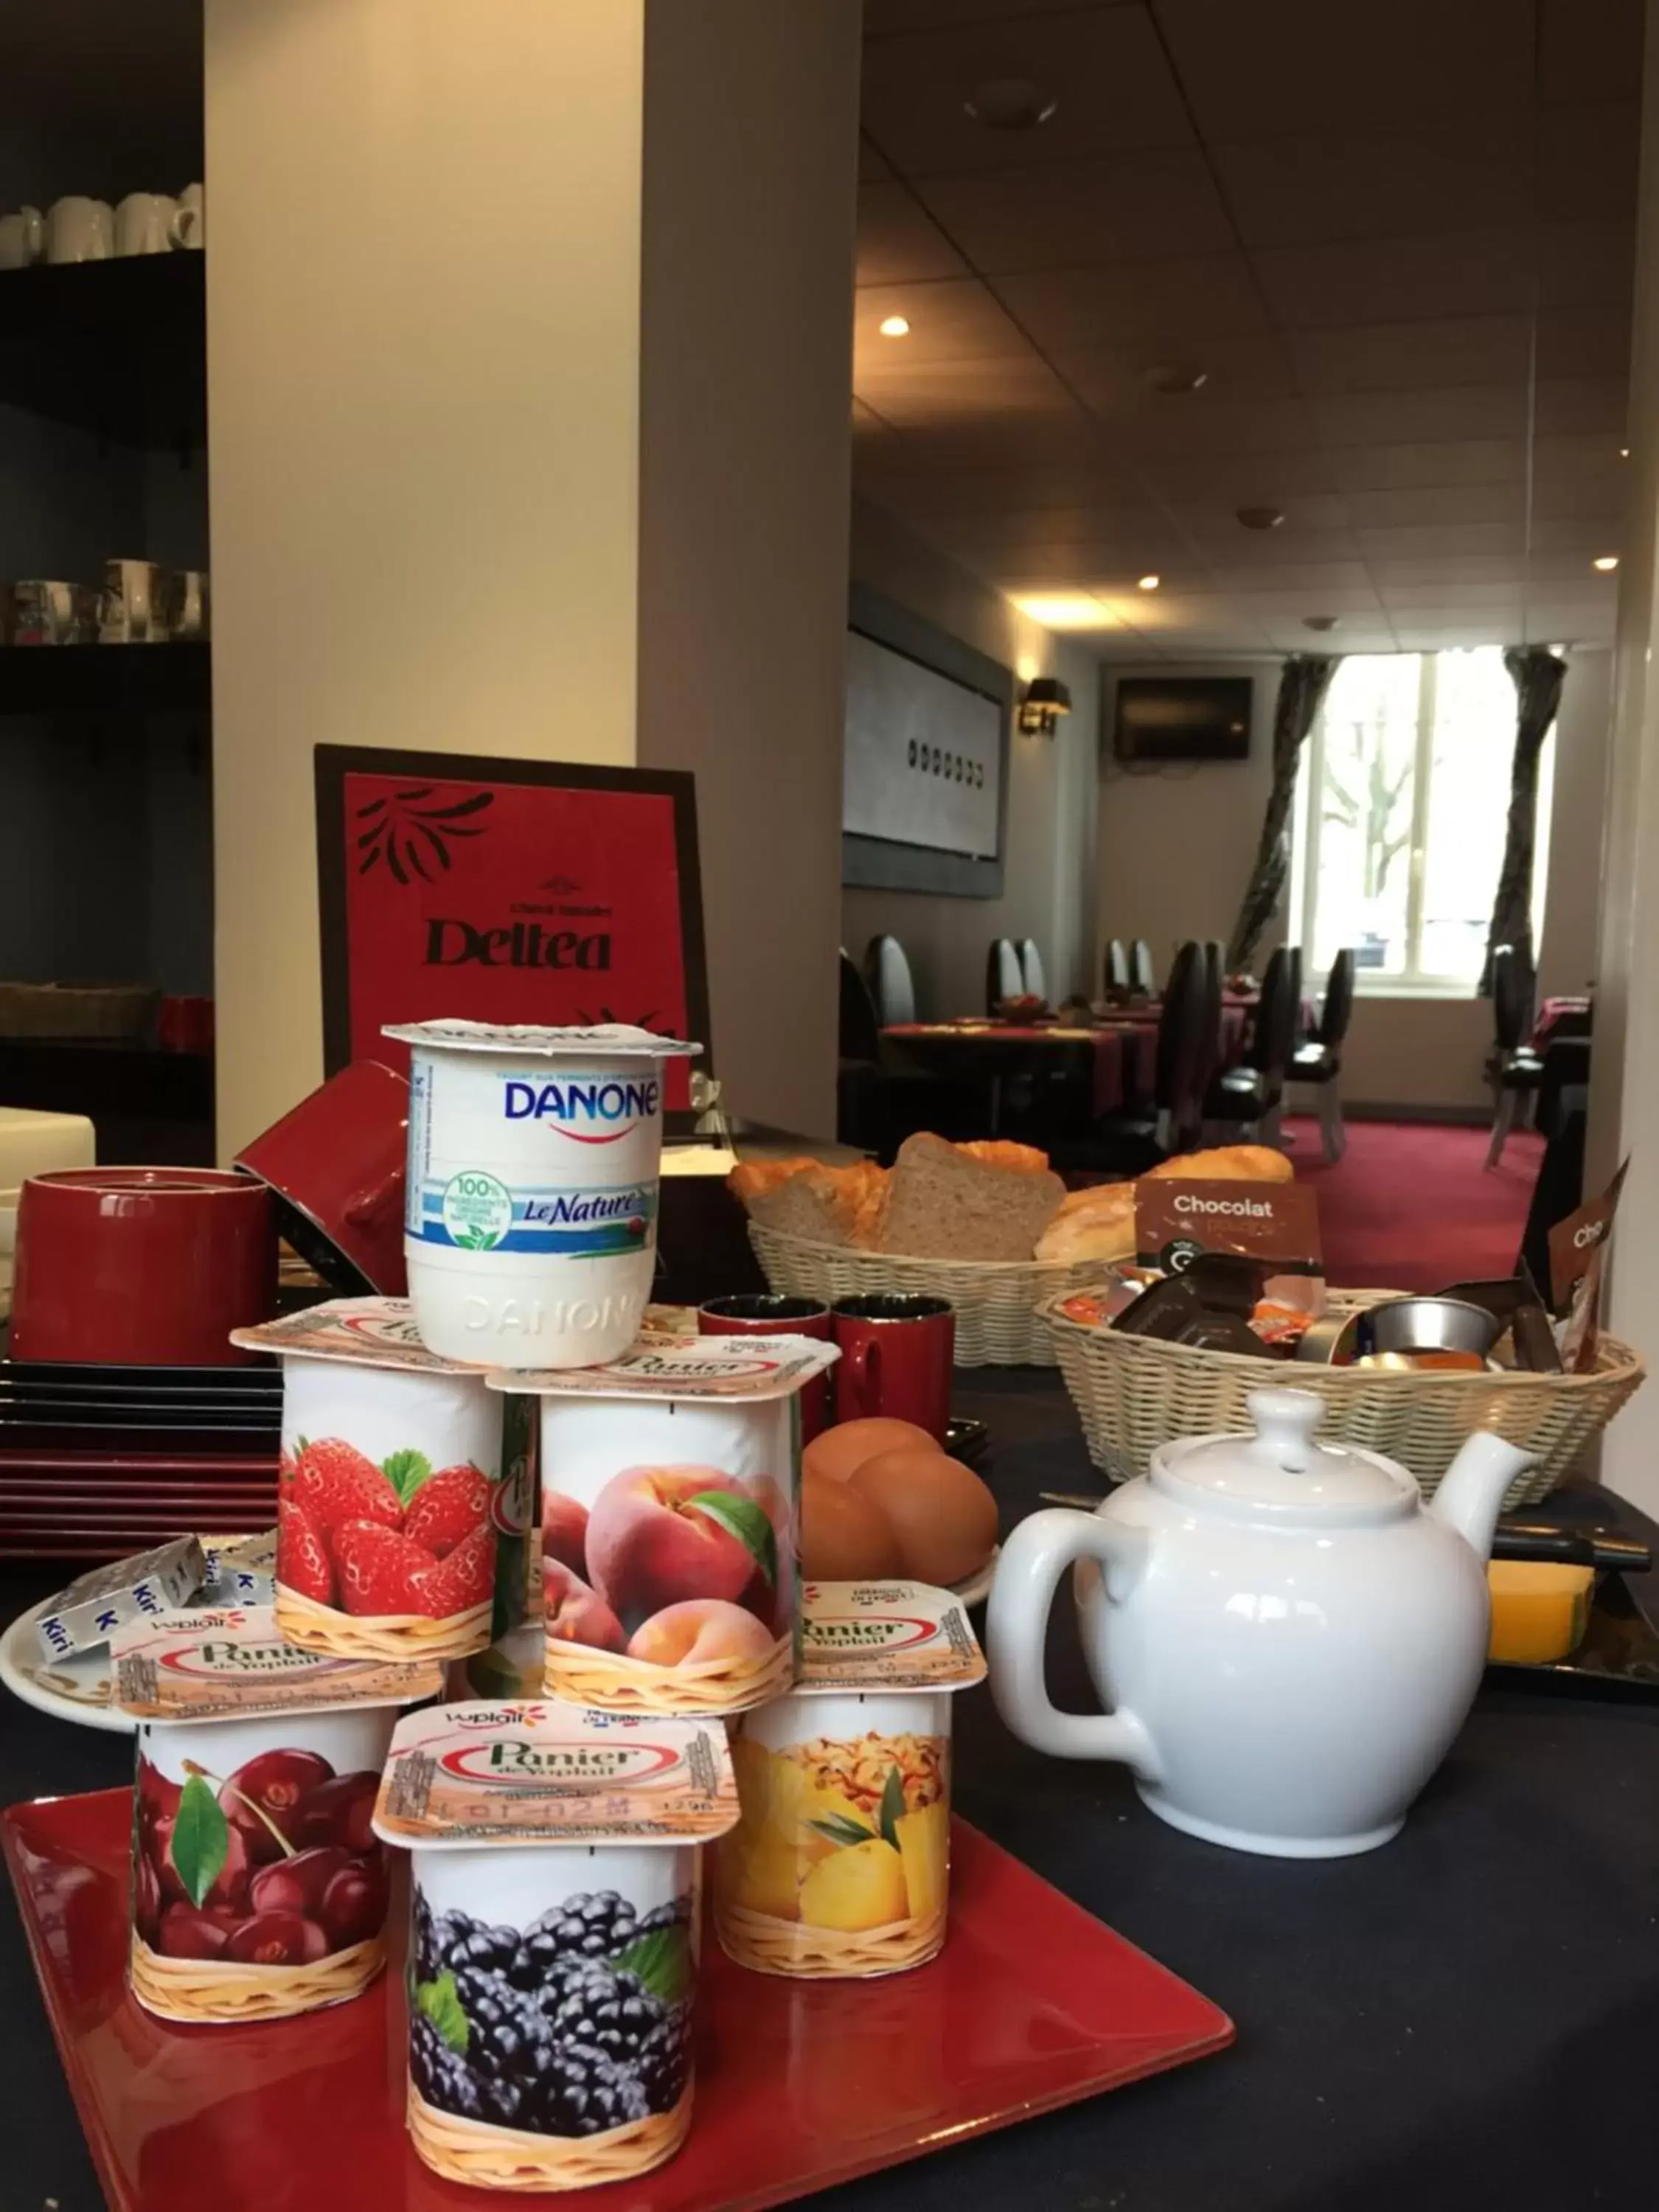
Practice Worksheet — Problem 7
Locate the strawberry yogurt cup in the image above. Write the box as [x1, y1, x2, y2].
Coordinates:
[713, 1580, 985, 1980]
[232, 1298, 503, 1663]
[490, 1337, 838, 1717]
[384, 1020, 701, 1371]
[112, 1604, 441, 2023]
[374, 1700, 739, 2191]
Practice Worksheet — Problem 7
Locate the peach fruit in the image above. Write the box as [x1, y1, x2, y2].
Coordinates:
[543, 1557, 627, 1652]
[586, 1466, 759, 1628]
[627, 1597, 776, 1669]
[541, 1492, 590, 1578]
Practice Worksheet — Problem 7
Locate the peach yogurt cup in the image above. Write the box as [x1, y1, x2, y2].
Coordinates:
[490, 1336, 838, 1716]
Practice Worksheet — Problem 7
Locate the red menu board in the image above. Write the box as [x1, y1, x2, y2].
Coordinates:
[315, 748, 710, 1114]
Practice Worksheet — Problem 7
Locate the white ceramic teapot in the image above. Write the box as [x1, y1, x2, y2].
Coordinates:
[988, 1389, 1532, 1859]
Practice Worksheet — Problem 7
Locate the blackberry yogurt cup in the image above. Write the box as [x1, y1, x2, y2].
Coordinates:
[374, 1700, 738, 2191]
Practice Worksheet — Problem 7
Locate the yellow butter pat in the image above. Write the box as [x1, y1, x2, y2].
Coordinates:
[1486, 1560, 1594, 1664]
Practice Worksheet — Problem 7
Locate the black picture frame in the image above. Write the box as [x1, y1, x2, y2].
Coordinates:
[314, 745, 713, 1135]
[841, 582, 1012, 899]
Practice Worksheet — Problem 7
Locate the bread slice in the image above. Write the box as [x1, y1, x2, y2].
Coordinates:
[874, 1133, 1066, 1262]
[745, 1165, 860, 1246]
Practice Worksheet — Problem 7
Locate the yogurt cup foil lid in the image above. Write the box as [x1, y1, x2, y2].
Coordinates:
[383, 1020, 701, 1061]
[796, 1581, 987, 1694]
[111, 1604, 444, 1722]
[230, 1295, 490, 1374]
[490, 1335, 839, 1401]
[372, 1700, 739, 1848]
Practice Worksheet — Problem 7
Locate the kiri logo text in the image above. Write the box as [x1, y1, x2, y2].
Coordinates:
[504, 1077, 660, 1143]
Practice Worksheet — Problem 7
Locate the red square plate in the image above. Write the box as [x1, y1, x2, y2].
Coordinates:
[4, 1790, 1232, 2211]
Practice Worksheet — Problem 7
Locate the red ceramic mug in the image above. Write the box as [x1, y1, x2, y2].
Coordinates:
[234, 1059, 408, 1295]
[11, 1167, 276, 1366]
[698, 1295, 832, 1443]
[830, 1295, 955, 1441]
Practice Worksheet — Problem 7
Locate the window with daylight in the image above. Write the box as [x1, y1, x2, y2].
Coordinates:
[1288, 649, 1555, 992]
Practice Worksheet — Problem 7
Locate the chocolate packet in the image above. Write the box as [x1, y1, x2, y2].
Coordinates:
[1135, 1178, 1326, 1319]
[1548, 1160, 1629, 1374]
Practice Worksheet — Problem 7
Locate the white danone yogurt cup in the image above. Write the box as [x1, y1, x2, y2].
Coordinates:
[374, 1700, 739, 2191]
[713, 1580, 985, 1980]
[383, 1021, 702, 1371]
[111, 1604, 443, 2025]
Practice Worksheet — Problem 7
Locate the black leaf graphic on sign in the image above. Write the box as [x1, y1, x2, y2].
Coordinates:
[576, 1005, 669, 1033]
[354, 786, 495, 881]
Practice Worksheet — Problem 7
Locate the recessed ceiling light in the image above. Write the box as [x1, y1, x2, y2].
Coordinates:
[1237, 505, 1285, 531]
[1137, 574, 1161, 591]
[878, 314, 910, 338]
[1620, 446, 1631, 458]
[1147, 366, 1209, 396]
[1593, 554, 1619, 571]
[964, 77, 1058, 131]
[1011, 592, 1117, 630]
[1303, 616, 1340, 633]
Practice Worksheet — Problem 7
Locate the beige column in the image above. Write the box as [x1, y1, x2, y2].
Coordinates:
[206, 0, 858, 1152]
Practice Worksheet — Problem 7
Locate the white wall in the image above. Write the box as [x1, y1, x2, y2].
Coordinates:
[204, 0, 648, 1153]
[841, 497, 1100, 1018]
[635, 0, 860, 1139]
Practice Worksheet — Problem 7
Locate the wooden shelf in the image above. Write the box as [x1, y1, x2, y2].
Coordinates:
[0, 254, 204, 448]
[0, 641, 209, 716]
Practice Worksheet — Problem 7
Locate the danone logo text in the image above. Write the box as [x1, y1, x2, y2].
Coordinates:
[502, 1077, 661, 1144]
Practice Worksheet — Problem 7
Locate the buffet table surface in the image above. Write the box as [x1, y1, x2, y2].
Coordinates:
[4, 1367, 1659, 2212]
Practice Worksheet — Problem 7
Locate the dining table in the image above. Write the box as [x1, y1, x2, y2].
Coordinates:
[879, 1018, 1157, 1133]
[4, 1367, 1658, 2212]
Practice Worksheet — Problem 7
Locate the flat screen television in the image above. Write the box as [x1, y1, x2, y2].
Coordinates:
[1114, 676, 1253, 763]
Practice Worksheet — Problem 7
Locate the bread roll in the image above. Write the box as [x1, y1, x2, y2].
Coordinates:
[726, 1158, 817, 1207]
[1033, 1180, 1135, 1264]
[955, 1139, 1051, 1175]
[1142, 1144, 1293, 1185]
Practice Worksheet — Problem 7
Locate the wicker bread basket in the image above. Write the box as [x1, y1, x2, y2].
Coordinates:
[1043, 1287, 1645, 1509]
[748, 1222, 1100, 1367]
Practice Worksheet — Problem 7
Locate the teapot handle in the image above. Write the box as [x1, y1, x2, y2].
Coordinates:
[988, 1509, 1158, 1775]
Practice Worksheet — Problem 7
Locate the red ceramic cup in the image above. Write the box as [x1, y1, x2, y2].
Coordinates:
[234, 1059, 408, 1295]
[830, 1295, 956, 1441]
[698, 1295, 832, 1443]
[11, 1168, 276, 1366]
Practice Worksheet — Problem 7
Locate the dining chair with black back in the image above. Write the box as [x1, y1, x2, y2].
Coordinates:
[863, 934, 917, 1029]
[1205, 944, 1302, 1144]
[1290, 947, 1355, 1162]
[1051, 939, 1208, 1174]
[1486, 945, 1544, 1169]
[1130, 939, 1156, 997]
[1198, 939, 1225, 1099]
[987, 937, 1024, 1012]
[1019, 938, 1046, 1004]
[1104, 939, 1131, 995]
[836, 948, 883, 1148]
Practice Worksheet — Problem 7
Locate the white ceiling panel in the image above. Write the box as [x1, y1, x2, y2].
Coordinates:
[1537, 220, 1638, 307]
[1094, 394, 1321, 458]
[1355, 523, 1526, 560]
[913, 149, 1235, 273]
[853, 279, 1032, 362]
[1253, 229, 1535, 327]
[1285, 317, 1530, 397]
[1209, 121, 1528, 250]
[1155, 0, 1533, 144]
[1324, 441, 1525, 492]
[1536, 302, 1634, 381]
[1312, 386, 1530, 448]
[1207, 560, 1374, 595]
[1538, 0, 1644, 103]
[1537, 102, 1642, 223]
[865, 0, 1140, 32]
[1052, 333, 1299, 410]
[1533, 378, 1630, 437]
[1133, 448, 1340, 501]
[1164, 490, 1352, 534]
[854, 355, 1081, 427]
[994, 255, 1274, 349]
[856, 182, 969, 285]
[1524, 601, 1618, 644]
[1339, 483, 1527, 532]
[1375, 578, 1531, 609]
[860, 7, 1192, 177]
[1368, 556, 1532, 588]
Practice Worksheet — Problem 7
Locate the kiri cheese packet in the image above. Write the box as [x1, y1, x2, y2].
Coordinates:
[199, 1530, 277, 1607]
[798, 1581, 987, 1694]
[111, 1604, 443, 1722]
[372, 1701, 740, 1846]
[36, 1535, 206, 1663]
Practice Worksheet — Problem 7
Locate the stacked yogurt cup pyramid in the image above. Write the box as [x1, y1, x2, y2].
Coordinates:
[116, 1020, 987, 2190]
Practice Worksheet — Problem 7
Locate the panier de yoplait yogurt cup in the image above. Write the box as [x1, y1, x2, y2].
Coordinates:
[373, 1699, 738, 2191]
[490, 1336, 838, 1718]
[713, 1579, 985, 1980]
[111, 1604, 442, 2024]
[383, 1020, 701, 1371]
[232, 1298, 505, 1664]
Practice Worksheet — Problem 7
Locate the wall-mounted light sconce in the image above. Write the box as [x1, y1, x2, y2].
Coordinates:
[1018, 676, 1072, 739]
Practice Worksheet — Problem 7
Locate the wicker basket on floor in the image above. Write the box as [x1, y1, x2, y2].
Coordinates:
[748, 1222, 1102, 1367]
[1042, 1287, 1645, 1508]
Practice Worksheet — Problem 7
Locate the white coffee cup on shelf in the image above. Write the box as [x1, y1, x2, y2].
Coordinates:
[7, 581, 97, 646]
[0, 207, 43, 271]
[170, 183, 204, 251]
[164, 569, 209, 641]
[45, 198, 114, 265]
[115, 192, 178, 257]
[100, 560, 167, 644]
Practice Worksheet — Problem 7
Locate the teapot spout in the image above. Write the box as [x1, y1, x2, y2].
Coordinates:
[1427, 1431, 1534, 1560]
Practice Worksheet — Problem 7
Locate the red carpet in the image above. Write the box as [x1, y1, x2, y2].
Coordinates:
[1283, 1117, 1544, 1293]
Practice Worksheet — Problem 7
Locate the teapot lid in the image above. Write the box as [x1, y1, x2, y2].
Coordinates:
[1152, 1388, 1416, 1525]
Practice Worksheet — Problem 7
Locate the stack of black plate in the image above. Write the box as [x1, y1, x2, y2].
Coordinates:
[0, 1360, 281, 1559]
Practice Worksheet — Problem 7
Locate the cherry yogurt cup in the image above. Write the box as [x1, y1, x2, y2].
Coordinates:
[111, 1604, 442, 2023]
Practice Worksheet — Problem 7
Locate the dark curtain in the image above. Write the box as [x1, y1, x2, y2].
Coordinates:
[1480, 647, 1567, 992]
[1226, 654, 1339, 973]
